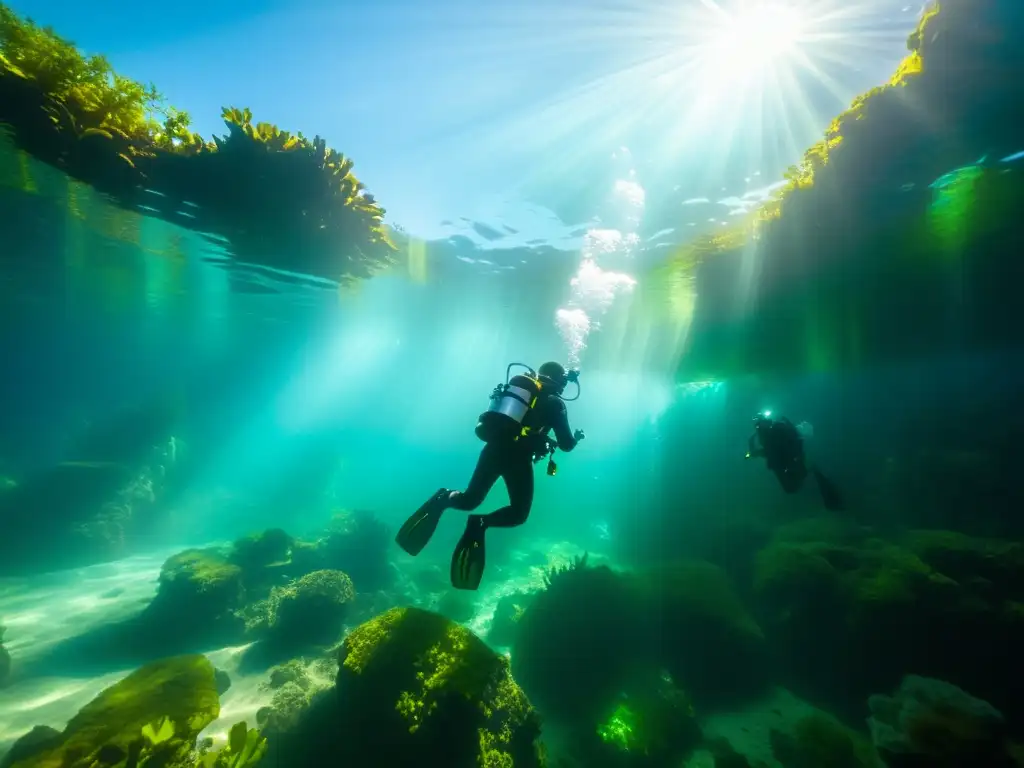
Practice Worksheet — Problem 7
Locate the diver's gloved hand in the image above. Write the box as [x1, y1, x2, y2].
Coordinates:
[573, 429, 585, 442]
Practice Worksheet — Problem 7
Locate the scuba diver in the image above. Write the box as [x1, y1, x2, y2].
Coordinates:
[395, 361, 585, 591]
[745, 412, 844, 511]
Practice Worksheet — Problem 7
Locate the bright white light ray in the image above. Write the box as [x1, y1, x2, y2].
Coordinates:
[423, 0, 920, 199]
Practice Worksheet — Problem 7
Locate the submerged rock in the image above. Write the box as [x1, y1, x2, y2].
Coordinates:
[868, 675, 1014, 767]
[136, 547, 247, 651]
[750, 519, 1024, 726]
[266, 569, 355, 649]
[325, 607, 544, 767]
[256, 658, 337, 736]
[5, 655, 219, 768]
[639, 560, 767, 708]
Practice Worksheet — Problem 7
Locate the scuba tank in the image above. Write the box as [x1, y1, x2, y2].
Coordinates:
[475, 363, 583, 444]
[475, 363, 544, 443]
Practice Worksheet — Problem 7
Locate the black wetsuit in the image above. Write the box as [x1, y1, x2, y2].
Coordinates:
[448, 394, 579, 527]
[755, 418, 808, 493]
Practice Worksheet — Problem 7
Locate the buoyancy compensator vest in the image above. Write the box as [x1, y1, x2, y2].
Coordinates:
[475, 363, 544, 444]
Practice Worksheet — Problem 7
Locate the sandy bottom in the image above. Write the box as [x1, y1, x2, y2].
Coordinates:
[0, 545, 278, 757]
[0, 540, 817, 766]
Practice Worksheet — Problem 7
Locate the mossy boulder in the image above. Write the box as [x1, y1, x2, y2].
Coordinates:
[512, 557, 648, 727]
[229, 528, 293, 574]
[88, 547, 249, 659]
[904, 530, 1024, 600]
[332, 607, 545, 767]
[244, 570, 355, 655]
[752, 519, 1024, 728]
[6, 655, 219, 768]
[639, 560, 767, 708]
[256, 658, 337, 736]
[770, 713, 881, 768]
[137, 548, 246, 648]
[156, 548, 245, 613]
[868, 675, 1015, 768]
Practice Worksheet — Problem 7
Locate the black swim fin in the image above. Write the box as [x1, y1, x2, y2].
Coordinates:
[812, 467, 844, 511]
[451, 516, 486, 591]
[395, 488, 450, 556]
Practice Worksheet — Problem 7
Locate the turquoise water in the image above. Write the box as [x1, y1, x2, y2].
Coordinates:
[4, 1, 1024, 766]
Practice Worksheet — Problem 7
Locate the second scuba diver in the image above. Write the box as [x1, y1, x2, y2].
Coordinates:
[395, 361, 585, 590]
[745, 412, 844, 511]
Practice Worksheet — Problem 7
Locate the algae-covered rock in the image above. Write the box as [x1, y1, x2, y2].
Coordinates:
[904, 530, 1024, 599]
[770, 712, 881, 768]
[256, 658, 337, 736]
[7, 655, 219, 768]
[512, 555, 647, 727]
[266, 569, 355, 648]
[751, 520, 1024, 729]
[639, 560, 767, 707]
[229, 528, 293, 573]
[141, 548, 246, 645]
[158, 548, 244, 612]
[868, 675, 1013, 767]
[334, 606, 545, 767]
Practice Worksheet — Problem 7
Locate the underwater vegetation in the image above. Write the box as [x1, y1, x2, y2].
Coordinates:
[7, 517, 1024, 768]
[0, 4, 395, 283]
[651, 0, 1024, 380]
[1, 655, 265, 768]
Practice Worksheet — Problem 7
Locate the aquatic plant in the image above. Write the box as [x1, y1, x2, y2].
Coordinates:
[334, 606, 545, 767]
[638, 560, 767, 708]
[590, 671, 700, 768]
[542, 551, 589, 587]
[197, 722, 267, 768]
[5, 655, 221, 768]
[0, 4, 395, 282]
[513, 558, 648, 727]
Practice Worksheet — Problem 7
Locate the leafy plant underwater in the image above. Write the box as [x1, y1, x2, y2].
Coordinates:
[0, 3, 396, 283]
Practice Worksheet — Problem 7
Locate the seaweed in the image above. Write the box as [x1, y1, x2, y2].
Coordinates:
[0, 4, 395, 283]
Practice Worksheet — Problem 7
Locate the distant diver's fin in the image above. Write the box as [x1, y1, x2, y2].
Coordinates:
[450, 516, 487, 591]
[812, 467, 844, 511]
[395, 488, 450, 556]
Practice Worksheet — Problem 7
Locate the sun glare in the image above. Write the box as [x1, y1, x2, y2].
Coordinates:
[701, 1, 806, 82]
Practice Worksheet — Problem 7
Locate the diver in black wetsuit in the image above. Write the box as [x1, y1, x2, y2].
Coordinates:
[395, 361, 585, 590]
[746, 413, 844, 510]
